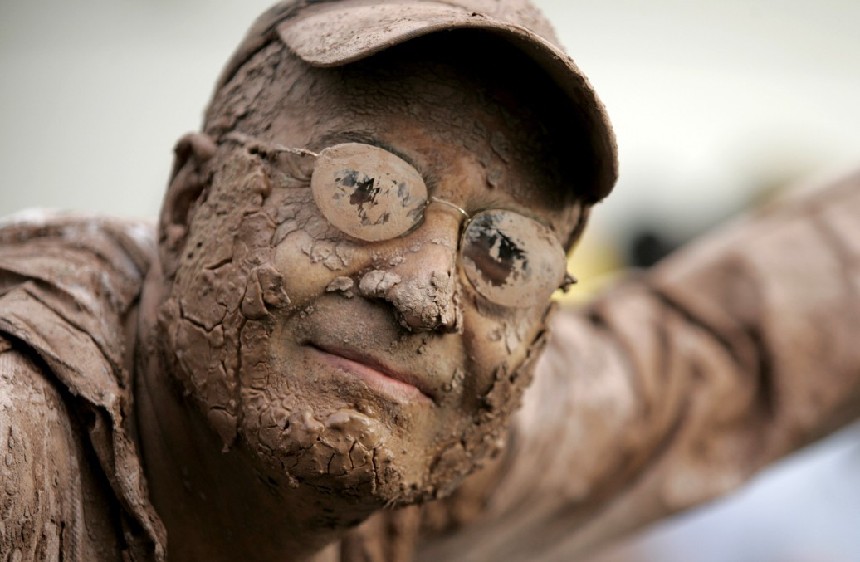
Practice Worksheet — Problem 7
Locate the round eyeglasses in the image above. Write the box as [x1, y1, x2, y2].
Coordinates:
[223, 135, 570, 308]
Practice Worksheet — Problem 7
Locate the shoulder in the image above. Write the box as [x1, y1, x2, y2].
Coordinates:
[0, 339, 121, 560]
[0, 340, 80, 557]
[0, 339, 78, 479]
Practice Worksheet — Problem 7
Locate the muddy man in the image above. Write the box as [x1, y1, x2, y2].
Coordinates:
[2, 1, 859, 561]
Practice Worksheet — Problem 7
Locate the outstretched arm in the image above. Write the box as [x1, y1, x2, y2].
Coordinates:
[420, 170, 860, 560]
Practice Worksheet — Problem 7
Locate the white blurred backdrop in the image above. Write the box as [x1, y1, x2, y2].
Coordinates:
[2, 1, 859, 560]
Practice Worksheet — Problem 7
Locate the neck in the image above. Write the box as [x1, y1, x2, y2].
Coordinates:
[134, 264, 368, 561]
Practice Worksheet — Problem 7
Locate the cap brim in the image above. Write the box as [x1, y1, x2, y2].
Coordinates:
[275, 1, 617, 203]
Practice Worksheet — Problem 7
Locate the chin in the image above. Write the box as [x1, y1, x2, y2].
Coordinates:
[236, 395, 414, 504]
[234, 392, 500, 513]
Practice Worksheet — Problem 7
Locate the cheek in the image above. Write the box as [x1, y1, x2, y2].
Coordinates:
[160, 296, 242, 447]
[268, 188, 364, 306]
[423, 304, 549, 499]
[461, 301, 547, 396]
[273, 229, 358, 305]
[163, 153, 300, 447]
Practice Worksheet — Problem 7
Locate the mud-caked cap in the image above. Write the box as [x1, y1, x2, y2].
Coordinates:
[217, 0, 618, 204]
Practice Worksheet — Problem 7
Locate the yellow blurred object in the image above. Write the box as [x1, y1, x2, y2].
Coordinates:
[553, 226, 624, 305]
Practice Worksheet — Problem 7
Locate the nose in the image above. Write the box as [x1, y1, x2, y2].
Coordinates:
[357, 208, 462, 333]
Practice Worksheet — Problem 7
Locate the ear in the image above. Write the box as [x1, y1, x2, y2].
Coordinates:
[159, 132, 217, 279]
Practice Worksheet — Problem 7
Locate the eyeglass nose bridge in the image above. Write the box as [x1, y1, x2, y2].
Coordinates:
[428, 196, 470, 221]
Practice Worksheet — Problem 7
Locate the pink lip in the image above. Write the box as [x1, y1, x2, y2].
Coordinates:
[308, 345, 434, 405]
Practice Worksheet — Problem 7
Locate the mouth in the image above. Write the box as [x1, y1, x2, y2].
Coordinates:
[307, 344, 434, 405]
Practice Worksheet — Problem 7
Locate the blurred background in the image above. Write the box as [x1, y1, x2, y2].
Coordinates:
[2, 0, 859, 560]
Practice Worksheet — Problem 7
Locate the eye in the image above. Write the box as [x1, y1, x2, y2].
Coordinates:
[311, 143, 428, 242]
[461, 210, 566, 308]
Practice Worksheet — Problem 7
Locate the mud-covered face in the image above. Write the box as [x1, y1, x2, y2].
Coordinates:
[161, 43, 584, 512]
